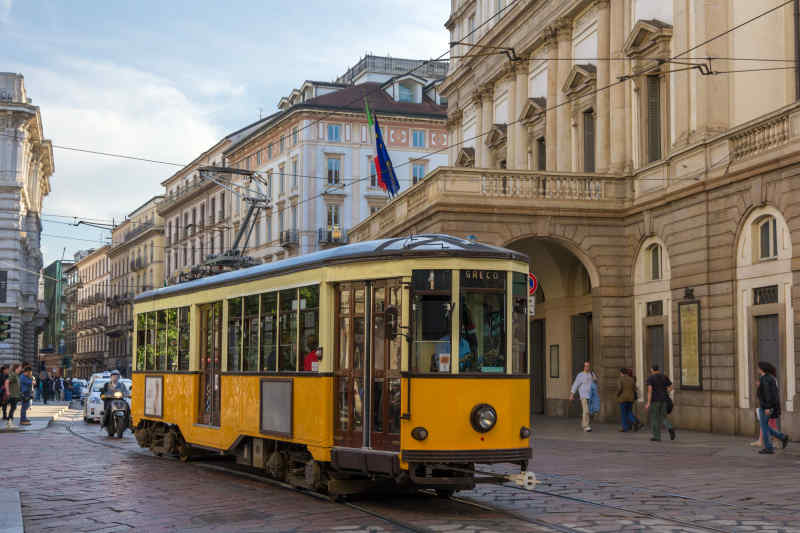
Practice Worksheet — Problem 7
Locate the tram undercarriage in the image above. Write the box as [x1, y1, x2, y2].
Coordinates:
[134, 420, 534, 497]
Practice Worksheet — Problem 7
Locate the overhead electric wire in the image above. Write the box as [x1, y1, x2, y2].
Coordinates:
[39, 0, 794, 253]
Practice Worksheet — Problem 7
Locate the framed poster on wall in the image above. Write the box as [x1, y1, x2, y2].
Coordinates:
[679, 301, 702, 389]
[144, 375, 164, 418]
[549, 345, 559, 378]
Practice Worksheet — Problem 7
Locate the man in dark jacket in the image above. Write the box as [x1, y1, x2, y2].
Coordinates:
[756, 361, 789, 454]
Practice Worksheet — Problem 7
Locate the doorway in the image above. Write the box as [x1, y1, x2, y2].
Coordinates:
[530, 320, 545, 416]
[198, 302, 222, 426]
[756, 314, 780, 400]
[334, 280, 403, 451]
[569, 313, 591, 418]
[645, 324, 665, 373]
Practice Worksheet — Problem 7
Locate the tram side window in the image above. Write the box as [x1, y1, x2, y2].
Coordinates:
[136, 313, 146, 370]
[460, 270, 506, 373]
[146, 312, 156, 370]
[299, 286, 320, 372]
[243, 295, 259, 371]
[228, 297, 242, 371]
[512, 272, 528, 374]
[157, 310, 167, 370]
[178, 306, 190, 371]
[260, 292, 278, 371]
[278, 289, 298, 371]
[166, 308, 178, 371]
[411, 269, 452, 373]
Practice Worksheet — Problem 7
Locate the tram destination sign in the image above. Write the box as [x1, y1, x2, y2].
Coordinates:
[460, 270, 506, 289]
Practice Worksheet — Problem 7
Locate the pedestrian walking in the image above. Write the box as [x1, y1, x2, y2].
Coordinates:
[616, 368, 637, 432]
[19, 366, 33, 426]
[64, 378, 72, 403]
[756, 361, 789, 455]
[4, 364, 21, 427]
[569, 361, 597, 432]
[645, 365, 676, 442]
[0, 366, 8, 421]
[41, 373, 51, 404]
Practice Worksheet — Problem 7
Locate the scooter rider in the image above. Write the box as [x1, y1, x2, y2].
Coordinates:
[101, 370, 127, 429]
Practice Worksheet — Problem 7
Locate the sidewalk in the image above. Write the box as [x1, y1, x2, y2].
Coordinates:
[0, 402, 69, 433]
[531, 414, 799, 457]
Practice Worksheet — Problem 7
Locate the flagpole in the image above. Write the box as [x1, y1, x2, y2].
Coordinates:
[364, 98, 390, 198]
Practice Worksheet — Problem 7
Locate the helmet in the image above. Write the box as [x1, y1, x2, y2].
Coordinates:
[110, 370, 121, 376]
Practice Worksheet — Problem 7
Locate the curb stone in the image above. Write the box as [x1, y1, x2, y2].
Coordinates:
[0, 489, 23, 533]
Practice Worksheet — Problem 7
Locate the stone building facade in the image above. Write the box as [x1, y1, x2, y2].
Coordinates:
[350, 0, 800, 437]
[107, 196, 165, 376]
[0, 73, 53, 366]
[71, 246, 110, 378]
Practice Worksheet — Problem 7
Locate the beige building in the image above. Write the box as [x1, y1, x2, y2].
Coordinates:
[107, 196, 165, 376]
[160, 119, 270, 285]
[223, 56, 448, 261]
[351, 0, 800, 437]
[71, 246, 110, 378]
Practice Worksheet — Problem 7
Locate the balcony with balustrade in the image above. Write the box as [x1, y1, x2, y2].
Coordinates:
[348, 166, 628, 242]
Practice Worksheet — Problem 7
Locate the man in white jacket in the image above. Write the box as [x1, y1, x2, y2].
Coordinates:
[569, 361, 596, 432]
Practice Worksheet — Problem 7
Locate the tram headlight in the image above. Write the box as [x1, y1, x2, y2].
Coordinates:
[470, 404, 497, 433]
[411, 427, 428, 441]
[520, 426, 532, 439]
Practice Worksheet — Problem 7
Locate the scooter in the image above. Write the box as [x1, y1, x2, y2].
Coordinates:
[101, 390, 130, 438]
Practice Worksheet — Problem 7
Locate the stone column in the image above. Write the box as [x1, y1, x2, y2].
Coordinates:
[672, 0, 691, 148]
[514, 62, 530, 170]
[474, 93, 485, 168]
[595, 0, 611, 173]
[556, 20, 572, 172]
[507, 68, 518, 167]
[546, 32, 559, 171]
[693, 1, 730, 140]
[609, 0, 626, 172]
[481, 87, 495, 168]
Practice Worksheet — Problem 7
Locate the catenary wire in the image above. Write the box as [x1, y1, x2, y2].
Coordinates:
[39, 1, 791, 249]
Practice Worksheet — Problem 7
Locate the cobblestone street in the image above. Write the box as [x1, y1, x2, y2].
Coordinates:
[6, 407, 800, 532]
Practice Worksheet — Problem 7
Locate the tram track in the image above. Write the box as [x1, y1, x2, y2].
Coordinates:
[63, 420, 769, 532]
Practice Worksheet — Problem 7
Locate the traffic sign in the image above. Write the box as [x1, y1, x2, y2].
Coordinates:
[0, 315, 10, 342]
[528, 272, 538, 296]
[528, 295, 536, 316]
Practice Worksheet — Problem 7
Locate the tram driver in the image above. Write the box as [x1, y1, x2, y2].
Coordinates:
[302, 335, 321, 372]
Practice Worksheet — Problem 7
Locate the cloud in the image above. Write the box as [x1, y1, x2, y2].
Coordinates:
[20, 57, 220, 262]
[0, 0, 11, 24]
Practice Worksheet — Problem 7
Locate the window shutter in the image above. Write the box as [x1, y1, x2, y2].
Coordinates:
[647, 76, 662, 163]
[760, 221, 770, 259]
[583, 110, 595, 172]
[536, 137, 546, 171]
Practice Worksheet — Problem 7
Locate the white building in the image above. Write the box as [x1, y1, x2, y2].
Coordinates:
[223, 55, 449, 260]
[0, 73, 53, 366]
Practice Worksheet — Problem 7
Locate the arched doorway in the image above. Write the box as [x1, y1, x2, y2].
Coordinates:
[506, 237, 599, 418]
[735, 206, 795, 427]
[632, 236, 673, 401]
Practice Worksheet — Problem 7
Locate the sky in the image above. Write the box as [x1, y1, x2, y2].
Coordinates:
[1, 0, 450, 266]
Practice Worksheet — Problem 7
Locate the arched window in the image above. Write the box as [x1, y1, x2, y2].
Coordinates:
[647, 243, 661, 281]
[758, 216, 778, 260]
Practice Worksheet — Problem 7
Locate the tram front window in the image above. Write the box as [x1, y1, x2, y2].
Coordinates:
[460, 270, 506, 373]
[412, 295, 452, 373]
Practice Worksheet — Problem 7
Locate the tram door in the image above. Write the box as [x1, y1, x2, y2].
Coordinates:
[334, 280, 403, 450]
[334, 283, 366, 448]
[198, 302, 222, 426]
[370, 279, 402, 451]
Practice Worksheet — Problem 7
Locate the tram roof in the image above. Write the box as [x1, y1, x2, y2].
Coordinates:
[136, 234, 528, 302]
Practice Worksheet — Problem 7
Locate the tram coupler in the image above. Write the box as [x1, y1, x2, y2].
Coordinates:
[508, 471, 538, 490]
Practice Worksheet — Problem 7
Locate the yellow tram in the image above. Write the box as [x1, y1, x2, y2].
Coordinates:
[131, 235, 533, 495]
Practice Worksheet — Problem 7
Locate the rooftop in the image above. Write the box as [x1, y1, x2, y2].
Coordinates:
[336, 55, 449, 85]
